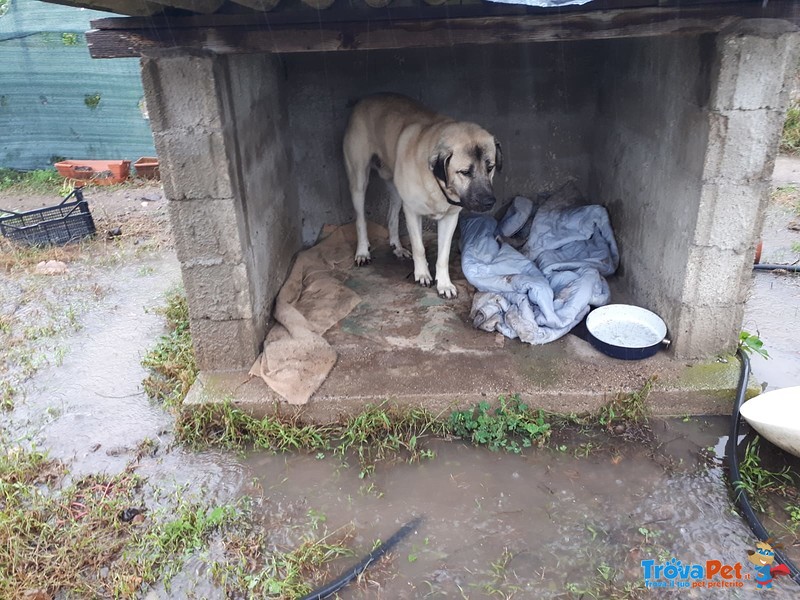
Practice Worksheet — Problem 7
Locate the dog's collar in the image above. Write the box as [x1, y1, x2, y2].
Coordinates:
[436, 178, 464, 208]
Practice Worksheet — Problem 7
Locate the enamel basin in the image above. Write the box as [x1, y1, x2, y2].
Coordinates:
[739, 386, 800, 458]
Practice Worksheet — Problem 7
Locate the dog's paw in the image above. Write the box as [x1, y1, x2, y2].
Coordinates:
[391, 244, 412, 260]
[437, 282, 458, 299]
[354, 251, 371, 266]
[415, 271, 433, 287]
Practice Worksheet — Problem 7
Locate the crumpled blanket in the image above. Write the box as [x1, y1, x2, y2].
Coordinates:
[460, 183, 619, 344]
[249, 223, 384, 405]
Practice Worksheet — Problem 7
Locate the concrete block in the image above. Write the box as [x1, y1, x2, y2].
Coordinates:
[190, 318, 261, 371]
[681, 245, 748, 307]
[168, 197, 245, 265]
[703, 110, 785, 184]
[140, 53, 223, 132]
[712, 20, 800, 111]
[693, 182, 769, 252]
[671, 303, 742, 360]
[154, 130, 234, 200]
[182, 261, 253, 321]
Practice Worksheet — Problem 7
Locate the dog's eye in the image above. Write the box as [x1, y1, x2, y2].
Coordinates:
[487, 164, 495, 173]
[458, 170, 472, 177]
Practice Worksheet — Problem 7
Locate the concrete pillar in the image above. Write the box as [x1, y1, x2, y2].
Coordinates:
[141, 50, 299, 371]
[674, 20, 799, 358]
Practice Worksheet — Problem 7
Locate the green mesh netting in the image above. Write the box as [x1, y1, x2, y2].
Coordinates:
[0, 0, 156, 169]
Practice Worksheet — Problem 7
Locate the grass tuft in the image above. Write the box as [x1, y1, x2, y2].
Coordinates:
[781, 100, 800, 155]
[0, 168, 64, 194]
[210, 515, 356, 598]
[736, 436, 795, 511]
[176, 402, 330, 453]
[0, 440, 246, 599]
[141, 289, 197, 410]
[336, 404, 449, 477]
[596, 377, 653, 428]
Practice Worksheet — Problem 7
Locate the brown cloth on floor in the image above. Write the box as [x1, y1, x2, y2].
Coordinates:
[249, 222, 386, 405]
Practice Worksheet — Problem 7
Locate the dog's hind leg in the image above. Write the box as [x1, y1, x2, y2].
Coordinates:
[386, 182, 411, 260]
[344, 147, 371, 265]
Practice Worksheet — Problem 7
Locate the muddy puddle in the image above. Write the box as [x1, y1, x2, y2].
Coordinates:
[743, 202, 800, 391]
[239, 421, 799, 599]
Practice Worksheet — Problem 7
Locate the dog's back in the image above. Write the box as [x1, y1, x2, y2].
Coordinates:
[343, 94, 442, 180]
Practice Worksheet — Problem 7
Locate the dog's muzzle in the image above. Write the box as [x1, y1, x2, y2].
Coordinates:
[478, 196, 496, 212]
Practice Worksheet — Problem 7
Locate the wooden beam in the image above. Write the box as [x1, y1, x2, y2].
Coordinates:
[86, 2, 800, 58]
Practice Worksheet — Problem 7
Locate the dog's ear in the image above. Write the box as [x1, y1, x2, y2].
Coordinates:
[429, 149, 452, 187]
[494, 140, 503, 172]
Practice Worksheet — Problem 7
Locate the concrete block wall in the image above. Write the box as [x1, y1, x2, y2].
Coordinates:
[590, 35, 715, 359]
[679, 20, 800, 357]
[225, 54, 301, 359]
[591, 23, 799, 359]
[141, 50, 300, 371]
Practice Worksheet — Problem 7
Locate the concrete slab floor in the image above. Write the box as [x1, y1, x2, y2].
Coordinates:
[187, 237, 760, 422]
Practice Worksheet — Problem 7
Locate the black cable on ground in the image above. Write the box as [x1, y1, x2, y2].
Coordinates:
[300, 516, 424, 600]
[753, 264, 800, 272]
[727, 349, 800, 585]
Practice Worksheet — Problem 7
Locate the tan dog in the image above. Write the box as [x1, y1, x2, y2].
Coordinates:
[343, 94, 502, 298]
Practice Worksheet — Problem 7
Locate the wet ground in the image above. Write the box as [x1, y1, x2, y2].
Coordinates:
[2, 171, 800, 598]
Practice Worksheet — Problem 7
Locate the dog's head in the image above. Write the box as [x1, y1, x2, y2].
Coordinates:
[429, 123, 502, 213]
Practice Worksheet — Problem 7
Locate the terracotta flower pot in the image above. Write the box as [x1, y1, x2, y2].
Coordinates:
[54, 160, 131, 185]
[134, 157, 160, 180]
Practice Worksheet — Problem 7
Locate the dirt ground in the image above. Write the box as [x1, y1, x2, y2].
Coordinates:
[1, 170, 800, 598]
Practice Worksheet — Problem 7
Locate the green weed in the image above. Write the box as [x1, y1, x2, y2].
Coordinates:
[736, 437, 794, 510]
[176, 401, 330, 454]
[141, 289, 197, 410]
[0, 445, 140, 598]
[210, 523, 355, 598]
[448, 394, 551, 453]
[336, 404, 448, 477]
[739, 330, 770, 360]
[0, 168, 63, 194]
[61, 32, 80, 46]
[112, 501, 238, 595]
[84, 93, 102, 110]
[781, 100, 800, 154]
[0, 440, 249, 599]
[0, 380, 15, 411]
[477, 548, 522, 598]
[597, 377, 653, 428]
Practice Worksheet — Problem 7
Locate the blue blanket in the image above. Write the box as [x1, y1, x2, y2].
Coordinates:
[460, 191, 619, 344]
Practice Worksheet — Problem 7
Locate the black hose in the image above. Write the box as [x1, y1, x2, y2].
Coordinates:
[300, 516, 424, 600]
[727, 349, 800, 585]
[753, 263, 800, 272]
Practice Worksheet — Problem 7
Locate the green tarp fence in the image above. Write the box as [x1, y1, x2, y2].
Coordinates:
[0, 0, 156, 170]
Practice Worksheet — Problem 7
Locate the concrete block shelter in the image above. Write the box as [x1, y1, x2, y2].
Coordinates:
[55, 0, 800, 413]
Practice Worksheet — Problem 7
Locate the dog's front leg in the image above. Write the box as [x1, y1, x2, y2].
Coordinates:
[435, 211, 459, 299]
[403, 207, 432, 287]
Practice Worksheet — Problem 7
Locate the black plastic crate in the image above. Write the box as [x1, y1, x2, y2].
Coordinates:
[0, 188, 96, 246]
